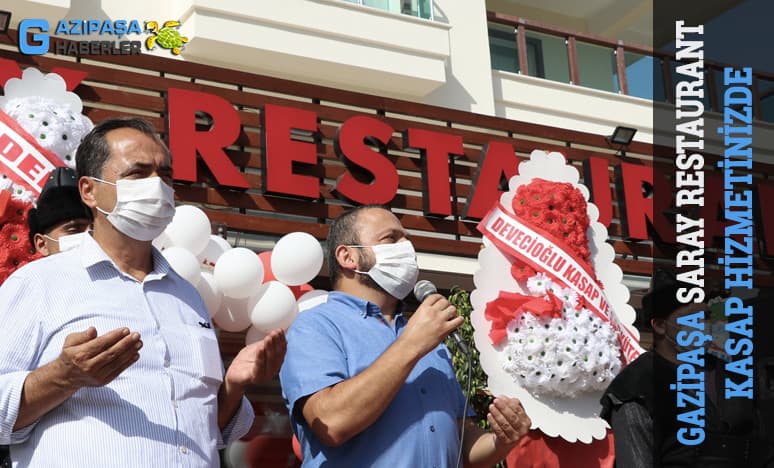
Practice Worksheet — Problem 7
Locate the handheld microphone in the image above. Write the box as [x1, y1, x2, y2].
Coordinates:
[413, 280, 470, 355]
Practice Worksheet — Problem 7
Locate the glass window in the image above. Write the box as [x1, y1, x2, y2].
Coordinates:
[351, 0, 432, 19]
[524, 31, 569, 84]
[363, 0, 401, 14]
[576, 41, 616, 93]
[402, 0, 432, 19]
[757, 77, 774, 122]
[614, 52, 658, 101]
[488, 23, 518, 74]
[709, 67, 724, 112]
[670, 60, 710, 108]
[652, 57, 667, 103]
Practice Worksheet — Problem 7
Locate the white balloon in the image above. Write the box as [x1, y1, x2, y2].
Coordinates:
[152, 231, 173, 251]
[214, 248, 264, 299]
[245, 326, 269, 346]
[214, 296, 254, 332]
[197, 235, 232, 272]
[271, 232, 324, 286]
[195, 272, 223, 319]
[164, 205, 211, 256]
[297, 289, 329, 312]
[224, 439, 248, 468]
[250, 281, 299, 332]
[162, 246, 202, 287]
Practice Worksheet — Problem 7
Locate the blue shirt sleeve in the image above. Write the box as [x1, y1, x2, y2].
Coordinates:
[279, 311, 348, 422]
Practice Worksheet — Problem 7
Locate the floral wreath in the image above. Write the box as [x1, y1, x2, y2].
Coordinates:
[470, 150, 642, 443]
[0, 68, 93, 284]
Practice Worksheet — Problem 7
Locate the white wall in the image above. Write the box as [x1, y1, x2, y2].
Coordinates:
[420, 0, 496, 115]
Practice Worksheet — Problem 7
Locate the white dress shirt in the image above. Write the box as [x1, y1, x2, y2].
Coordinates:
[0, 234, 253, 467]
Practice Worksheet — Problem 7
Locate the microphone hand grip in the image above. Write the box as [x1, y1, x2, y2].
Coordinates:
[413, 280, 470, 355]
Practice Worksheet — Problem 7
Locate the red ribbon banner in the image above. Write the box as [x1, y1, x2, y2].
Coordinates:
[0, 109, 64, 195]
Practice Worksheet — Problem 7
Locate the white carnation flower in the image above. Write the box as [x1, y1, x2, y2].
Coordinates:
[527, 272, 552, 295]
[558, 288, 578, 309]
[500, 306, 623, 398]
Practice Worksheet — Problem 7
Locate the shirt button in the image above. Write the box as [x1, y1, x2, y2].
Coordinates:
[179, 446, 188, 454]
[430, 425, 436, 432]
[172, 400, 179, 408]
[420, 388, 427, 394]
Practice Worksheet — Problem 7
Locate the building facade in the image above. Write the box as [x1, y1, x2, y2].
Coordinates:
[2, 0, 772, 459]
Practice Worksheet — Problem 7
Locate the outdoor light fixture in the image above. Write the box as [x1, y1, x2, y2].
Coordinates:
[0, 10, 11, 34]
[606, 126, 637, 157]
[607, 126, 637, 146]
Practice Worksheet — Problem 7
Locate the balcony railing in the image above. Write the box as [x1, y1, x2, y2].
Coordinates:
[344, 0, 433, 20]
[488, 11, 774, 123]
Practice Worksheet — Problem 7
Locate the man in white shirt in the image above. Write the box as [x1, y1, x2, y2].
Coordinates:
[0, 117, 286, 467]
[0, 167, 91, 468]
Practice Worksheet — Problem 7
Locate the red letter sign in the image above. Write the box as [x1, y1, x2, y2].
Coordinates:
[262, 104, 319, 199]
[167, 88, 248, 188]
[404, 128, 464, 217]
[614, 162, 674, 243]
[463, 142, 520, 219]
[582, 156, 613, 227]
[332, 116, 397, 205]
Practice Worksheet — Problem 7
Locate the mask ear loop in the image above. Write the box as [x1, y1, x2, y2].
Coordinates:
[89, 177, 116, 217]
[346, 245, 373, 275]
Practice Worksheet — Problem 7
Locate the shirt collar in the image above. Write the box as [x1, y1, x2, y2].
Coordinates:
[79, 233, 171, 281]
[328, 291, 405, 319]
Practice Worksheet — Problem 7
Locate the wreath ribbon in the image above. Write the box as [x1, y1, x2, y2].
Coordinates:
[0, 109, 64, 195]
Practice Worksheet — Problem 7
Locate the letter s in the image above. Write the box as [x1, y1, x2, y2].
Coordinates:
[19, 19, 50, 55]
[677, 330, 711, 347]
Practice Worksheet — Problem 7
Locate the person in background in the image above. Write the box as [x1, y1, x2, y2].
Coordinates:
[280, 205, 531, 467]
[0, 117, 286, 467]
[601, 282, 772, 467]
[27, 167, 93, 256]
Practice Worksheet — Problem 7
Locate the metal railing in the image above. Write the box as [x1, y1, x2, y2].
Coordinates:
[487, 11, 774, 123]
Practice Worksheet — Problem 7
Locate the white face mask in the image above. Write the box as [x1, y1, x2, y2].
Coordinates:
[351, 240, 419, 300]
[92, 176, 175, 241]
[45, 231, 88, 252]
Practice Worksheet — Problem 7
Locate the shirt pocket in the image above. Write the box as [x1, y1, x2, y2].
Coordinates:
[186, 324, 224, 384]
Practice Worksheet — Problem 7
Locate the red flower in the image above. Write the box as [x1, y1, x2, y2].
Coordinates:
[510, 179, 592, 265]
[510, 262, 535, 281]
[485, 290, 564, 345]
[0, 196, 39, 285]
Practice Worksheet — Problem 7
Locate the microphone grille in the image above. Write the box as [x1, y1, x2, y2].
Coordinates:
[413, 280, 437, 302]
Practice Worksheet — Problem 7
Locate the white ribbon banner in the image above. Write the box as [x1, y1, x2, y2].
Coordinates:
[479, 203, 642, 364]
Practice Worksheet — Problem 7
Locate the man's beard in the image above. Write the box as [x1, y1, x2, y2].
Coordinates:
[356, 248, 388, 295]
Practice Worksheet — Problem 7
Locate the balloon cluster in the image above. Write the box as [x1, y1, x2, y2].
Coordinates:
[153, 205, 329, 343]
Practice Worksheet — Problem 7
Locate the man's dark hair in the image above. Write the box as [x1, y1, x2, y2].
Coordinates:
[76, 117, 169, 179]
[326, 205, 385, 287]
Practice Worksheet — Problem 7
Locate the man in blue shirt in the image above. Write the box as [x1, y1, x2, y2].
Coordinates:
[280, 205, 531, 467]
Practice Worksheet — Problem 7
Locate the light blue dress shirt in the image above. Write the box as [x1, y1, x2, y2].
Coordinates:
[280, 291, 467, 468]
[0, 234, 253, 467]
